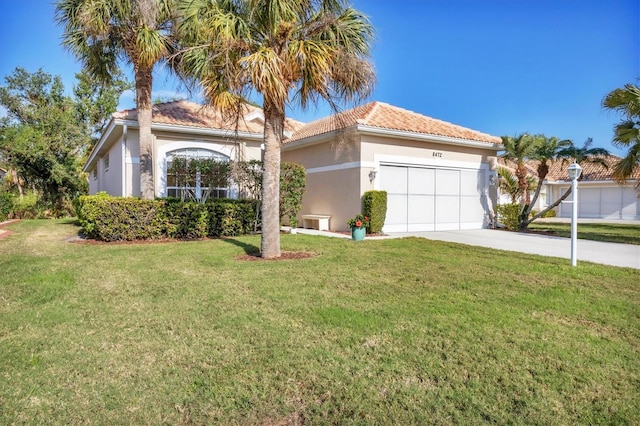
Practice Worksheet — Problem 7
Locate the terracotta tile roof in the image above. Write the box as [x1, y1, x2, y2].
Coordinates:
[113, 100, 305, 135]
[499, 155, 640, 182]
[545, 155, 640, 182]
[285, 101, 502, 145]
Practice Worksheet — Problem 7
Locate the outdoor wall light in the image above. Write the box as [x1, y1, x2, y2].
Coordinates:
[368, 169, 378, 183]
[489, 174, 497, 186]
[567, 162, 582, 267]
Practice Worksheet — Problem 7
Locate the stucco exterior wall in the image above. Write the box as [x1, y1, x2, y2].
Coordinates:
[301, 168, 362, 231]
[283, 137, 363, 231]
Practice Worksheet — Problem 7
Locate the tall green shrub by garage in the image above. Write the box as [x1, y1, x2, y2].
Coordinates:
[363, 190, 387, 234]
[279, 162, 306, 228]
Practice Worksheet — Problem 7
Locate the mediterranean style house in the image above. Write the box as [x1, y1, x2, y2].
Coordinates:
[84, 100, 503, 232]
[498, 156, 640, 220]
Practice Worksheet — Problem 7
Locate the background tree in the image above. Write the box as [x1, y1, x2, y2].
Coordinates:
[73, 69, 131, 152]
[602, 82, 640, 186]
[176, 0, 375, 258]
[0, 68, 88, 215]
[56, 0, 175, 199]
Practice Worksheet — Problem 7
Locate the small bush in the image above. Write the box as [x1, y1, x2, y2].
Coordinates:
[0, 192, 13, 221]
[11, 191, 40, 219]
[363, 190, 387, 234]
[496, 203, 521, 231]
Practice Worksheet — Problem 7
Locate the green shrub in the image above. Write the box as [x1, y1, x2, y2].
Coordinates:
[0, 192, 13, 221]
[279, 162, 306, 227]
[75, 194, 258, 241]
[363, 190, 387, 234]
[496, 203, 521, 231]
[11, 191, 40, 219]
[164, 199, 208, 239]
[206, 198, 258, 237]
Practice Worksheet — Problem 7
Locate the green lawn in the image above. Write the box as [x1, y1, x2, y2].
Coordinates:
[528, 221, 640, 245]
[1, 220, 639, 424]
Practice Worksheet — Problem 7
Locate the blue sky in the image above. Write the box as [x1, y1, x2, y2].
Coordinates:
[0, 0, 638, 156]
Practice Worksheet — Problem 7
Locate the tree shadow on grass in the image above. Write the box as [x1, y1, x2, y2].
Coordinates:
[221, 237, 261, 256]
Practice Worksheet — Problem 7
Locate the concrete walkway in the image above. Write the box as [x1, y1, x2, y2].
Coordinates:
[289, 226, 640, 270]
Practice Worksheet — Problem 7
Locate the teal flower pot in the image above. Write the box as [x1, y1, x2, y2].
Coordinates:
[351, 226, 366, 241]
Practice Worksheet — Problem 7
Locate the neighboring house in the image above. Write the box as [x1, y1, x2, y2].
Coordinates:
[498, 156, 640, 220]
[86, 100, 503, 232]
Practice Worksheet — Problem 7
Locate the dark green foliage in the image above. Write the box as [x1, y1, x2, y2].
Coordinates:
[496, 203, 521, 231]
[0, 192, 13, 221]
[167, 157, 230, 202]
[0, 68, 126, 216]
[206, 199, 258, 237]
[362, 190, 387, 234]
[279, 162, 306, 227]
[75, 195, 168, 241]
[75, 194, 257, 241]
[163, 199, 208, 239]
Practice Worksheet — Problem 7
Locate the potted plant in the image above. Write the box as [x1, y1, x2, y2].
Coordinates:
[347, 213, 369, 241]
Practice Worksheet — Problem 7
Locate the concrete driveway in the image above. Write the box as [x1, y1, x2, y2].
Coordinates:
[292, 224, 640, 269]
[390, 229, 640, 269]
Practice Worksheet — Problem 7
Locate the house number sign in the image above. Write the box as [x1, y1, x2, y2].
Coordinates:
[432, 151, 443, 158]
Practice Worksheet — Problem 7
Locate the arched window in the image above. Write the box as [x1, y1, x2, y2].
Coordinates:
[166, 148, 230, 201]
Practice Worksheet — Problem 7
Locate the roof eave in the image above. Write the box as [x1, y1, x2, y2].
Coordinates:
[83, 117, 119, 172]
[357, 125, 503, 151]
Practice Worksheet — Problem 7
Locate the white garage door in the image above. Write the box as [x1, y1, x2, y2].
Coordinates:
[380, 165, 488, 232]
[559, 186, 639, 219]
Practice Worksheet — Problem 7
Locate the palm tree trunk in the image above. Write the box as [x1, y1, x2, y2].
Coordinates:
[261, 103, 283, 259]
[525, 186, 573, 226]
[136, 65, 154, 200]
[516, 163, 529, 205]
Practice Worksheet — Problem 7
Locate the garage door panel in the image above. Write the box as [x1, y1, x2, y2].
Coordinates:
[408, 195, 435, 231]
[580, 188, 601, 217]
[460, 169, 483, 196]
[435, 195, 460, 230]
[436, 169, 460, 195]
[621, 188, 639, 219]
[408, 168, 435, 195]
[384, 194, 408, 232]
[380, 166, 407, 193]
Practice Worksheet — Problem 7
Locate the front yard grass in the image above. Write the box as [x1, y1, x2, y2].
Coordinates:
[528, 221, 640, 245]
[1, 219, 639, 424]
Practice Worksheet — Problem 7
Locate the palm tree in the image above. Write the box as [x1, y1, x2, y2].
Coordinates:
[520, 136, 571, 227]
[602, 83, 640, 186]
[175, 0, 375, 258]
[500, 133, 539, 206]
[557, 138, 609, 179]
[498, 166, 537, 204]
[56, 0, 175, 199]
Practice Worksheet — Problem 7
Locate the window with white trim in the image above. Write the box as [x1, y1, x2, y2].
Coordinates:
[166, 148, 230, 202]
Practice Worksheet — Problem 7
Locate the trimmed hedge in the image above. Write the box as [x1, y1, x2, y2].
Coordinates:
[363, 190, 387, 234]
[75, 193, 257, 242]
